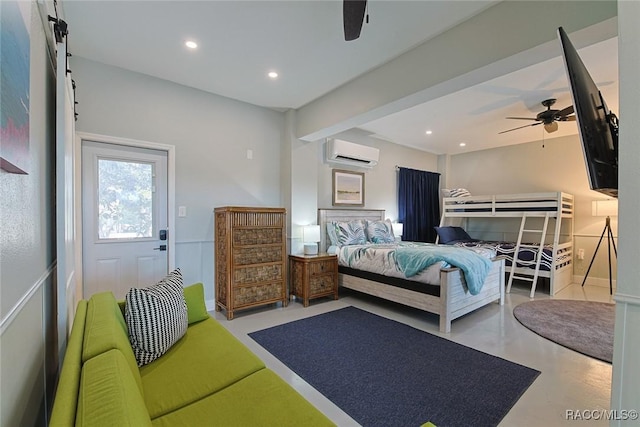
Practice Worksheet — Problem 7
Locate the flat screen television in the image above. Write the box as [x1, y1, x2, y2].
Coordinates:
[557, 26, 618, 198]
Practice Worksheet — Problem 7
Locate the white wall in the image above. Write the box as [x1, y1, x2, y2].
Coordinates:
[0, 1, 57, 424]
[70, 58, 441, 305]
[71, 57, 286, 303]
[317, 129, 439, 221]
[447, 134, 618, 285]
[610, 0, 640, 421]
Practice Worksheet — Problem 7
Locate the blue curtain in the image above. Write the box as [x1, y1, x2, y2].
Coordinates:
[398, 167, 441, 243]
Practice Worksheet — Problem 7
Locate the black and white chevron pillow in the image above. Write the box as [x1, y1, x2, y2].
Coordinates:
[125, 269, 188, 367]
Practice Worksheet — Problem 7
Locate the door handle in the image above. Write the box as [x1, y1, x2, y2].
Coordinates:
[153, 245, 167, 251]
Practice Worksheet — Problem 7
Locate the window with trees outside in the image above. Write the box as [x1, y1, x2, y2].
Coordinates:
[97, 158, 154, 239]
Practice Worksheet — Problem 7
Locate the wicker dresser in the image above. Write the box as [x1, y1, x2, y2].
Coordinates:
[214, 206, 287, 320]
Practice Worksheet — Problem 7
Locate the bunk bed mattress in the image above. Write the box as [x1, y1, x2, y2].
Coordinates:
[451, 241, 571, 271]
[335, 242, 496, 288]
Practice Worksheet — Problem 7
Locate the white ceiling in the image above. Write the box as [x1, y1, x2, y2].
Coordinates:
[61, 0, 618, 155]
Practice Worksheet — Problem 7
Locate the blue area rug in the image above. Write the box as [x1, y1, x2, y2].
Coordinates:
[249, 306, 540, 427]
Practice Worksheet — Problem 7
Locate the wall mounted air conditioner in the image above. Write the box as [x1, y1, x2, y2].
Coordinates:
[326, 139, 379, 168]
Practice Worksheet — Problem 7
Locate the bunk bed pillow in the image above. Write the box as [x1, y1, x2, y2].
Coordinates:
[449, 188, 472, 199]
[327, 220, 367, 247]
[364, 219, 396, 244]
[435, 226, 476, 244]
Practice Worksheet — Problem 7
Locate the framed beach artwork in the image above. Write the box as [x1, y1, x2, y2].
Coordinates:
[0, 1, 31, 174]
[332, 169, 365, 207]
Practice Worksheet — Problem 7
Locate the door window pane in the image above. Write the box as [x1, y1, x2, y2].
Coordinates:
[97, 158, 154, 239]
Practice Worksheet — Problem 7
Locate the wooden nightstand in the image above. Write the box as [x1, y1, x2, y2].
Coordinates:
[289, 253, 338, 307]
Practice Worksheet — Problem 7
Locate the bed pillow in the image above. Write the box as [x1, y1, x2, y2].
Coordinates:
[365, 219, 395, 244]
[125, 269, 188, 367]
[434, 226, 475, 244]
[327, 220, 366, 246]
[448, 188, 472, 198]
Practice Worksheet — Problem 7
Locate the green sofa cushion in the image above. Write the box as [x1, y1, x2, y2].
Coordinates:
[82, 292, 143, 395]
[76, 349, 152, 427]
[151, 368, 335, 427]
[139, 316, 265, 419]
[49, 300, 88, 427]
[183, 282, 209, 324]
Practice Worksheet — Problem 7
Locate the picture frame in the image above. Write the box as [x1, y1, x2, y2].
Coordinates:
[0, 1, 31, 175]
[332, 169, 365, 207]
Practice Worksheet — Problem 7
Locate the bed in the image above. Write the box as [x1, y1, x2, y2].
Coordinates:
[439, 191, 574, 296]
[318, 208, 505, 333]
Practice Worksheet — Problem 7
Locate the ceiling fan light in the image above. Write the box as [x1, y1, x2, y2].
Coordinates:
[545, 122, 559, 133]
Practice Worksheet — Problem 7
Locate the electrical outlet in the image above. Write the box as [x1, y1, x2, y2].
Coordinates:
[577, 248, 585, 260]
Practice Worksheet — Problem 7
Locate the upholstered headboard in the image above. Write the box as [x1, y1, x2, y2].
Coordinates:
[317, 208, 385, 252]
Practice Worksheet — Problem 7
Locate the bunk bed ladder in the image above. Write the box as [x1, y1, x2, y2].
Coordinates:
[506, 212, 551, 298]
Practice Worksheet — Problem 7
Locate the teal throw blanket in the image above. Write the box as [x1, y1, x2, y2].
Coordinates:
[395, 245, 492, 295]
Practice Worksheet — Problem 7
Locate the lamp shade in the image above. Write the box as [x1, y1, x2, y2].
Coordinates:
[591, 200, 618, 217]
[391, 222, 403, 237]
[302, 225, 321, 243]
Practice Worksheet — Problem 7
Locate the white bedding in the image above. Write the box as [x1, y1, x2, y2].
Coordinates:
[334, 242, 496, 286]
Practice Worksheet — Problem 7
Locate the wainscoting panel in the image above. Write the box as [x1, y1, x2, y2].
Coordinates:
[175, 240, 215, 307]
[1, 284, 47, 426]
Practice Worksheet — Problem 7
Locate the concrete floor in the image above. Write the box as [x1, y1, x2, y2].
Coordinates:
[213, 282, 615, 427]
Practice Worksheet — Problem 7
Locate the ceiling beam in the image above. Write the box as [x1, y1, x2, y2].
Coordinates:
[295, 0, 617, 142]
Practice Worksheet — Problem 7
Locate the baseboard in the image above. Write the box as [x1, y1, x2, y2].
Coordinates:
[572, 275, 617, 290]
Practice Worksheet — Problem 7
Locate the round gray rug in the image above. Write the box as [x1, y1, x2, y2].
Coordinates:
[513, 299, 614, 363]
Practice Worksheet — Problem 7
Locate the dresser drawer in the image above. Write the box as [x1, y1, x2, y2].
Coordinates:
[233, 282, 283, 307]
[234, 264, 283, 285]
[233, 246, 283, 266]
[233, 227, 283, 246]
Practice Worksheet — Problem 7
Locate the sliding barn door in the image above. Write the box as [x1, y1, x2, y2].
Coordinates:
[55, 35, 77, 357]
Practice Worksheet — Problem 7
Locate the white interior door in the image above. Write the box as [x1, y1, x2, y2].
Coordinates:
[82, 140, 169, 299]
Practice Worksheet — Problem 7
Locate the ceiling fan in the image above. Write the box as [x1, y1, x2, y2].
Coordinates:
[343, 0, 368, 41]
[499, 98, 575, 134]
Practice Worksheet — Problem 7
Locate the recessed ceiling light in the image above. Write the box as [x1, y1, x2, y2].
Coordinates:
[185, 40, 198, 49]
[268, 71, 279, 79]
[459, 142, 466, 147]
[425, 130, 433, 135]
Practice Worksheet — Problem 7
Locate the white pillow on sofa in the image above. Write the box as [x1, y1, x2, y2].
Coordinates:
[125, 269, 188, 367]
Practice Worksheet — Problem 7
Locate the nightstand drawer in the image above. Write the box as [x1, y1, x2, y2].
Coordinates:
[309, 274, 335, 294]
[309, 259, 336, 275]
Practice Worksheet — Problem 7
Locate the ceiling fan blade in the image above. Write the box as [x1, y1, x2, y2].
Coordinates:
[557, 105, 574, 117]
[498, 122, 542, 134]
[505, 116, 539, 121]
[558, 115, 577, 122]
[343, 0, 367, 41]
[544, 121, 559, 133]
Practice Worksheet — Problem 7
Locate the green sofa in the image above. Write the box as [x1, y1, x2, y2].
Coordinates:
[49, 289, 334, 426]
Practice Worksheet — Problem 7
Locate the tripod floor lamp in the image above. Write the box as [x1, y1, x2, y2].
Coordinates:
[581, 199, 618, 294]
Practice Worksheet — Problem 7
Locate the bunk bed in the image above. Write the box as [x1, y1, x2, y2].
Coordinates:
[318, 208, 505, 333]
[438, 191, 574, 297]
